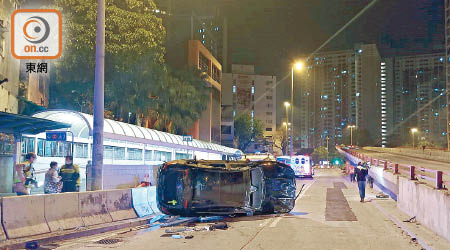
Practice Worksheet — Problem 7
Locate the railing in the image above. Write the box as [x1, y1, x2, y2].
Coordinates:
[338, 146, 447, 190]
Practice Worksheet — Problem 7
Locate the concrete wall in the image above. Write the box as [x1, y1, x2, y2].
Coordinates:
[0, 155, 13, 194]
[0, 186, 159, 240]
[364, 147, 450, 163]
[103, 164, 158, 190]
[398, 177, 450, 242]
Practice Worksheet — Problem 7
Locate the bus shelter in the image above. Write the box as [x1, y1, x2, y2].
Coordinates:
[0, 112, 70, 195]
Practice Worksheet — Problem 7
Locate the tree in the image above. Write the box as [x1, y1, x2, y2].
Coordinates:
[311, 146, 328, 163]
[234, 113, 264, 152]
[51, 0, 166, 115]
[272, 129, 288, 155]
[50, 0, 210, 134]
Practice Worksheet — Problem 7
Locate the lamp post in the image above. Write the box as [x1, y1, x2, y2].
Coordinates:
[282, 122, 290, 155]
[347, 125, 356, 146]
[284, 101, 290, 155]
[411, 128, 418, 149]
[290, 61, 304, 156]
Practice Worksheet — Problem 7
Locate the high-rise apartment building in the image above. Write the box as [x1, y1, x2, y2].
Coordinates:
[445, 0, 450, 150]
[222, 64, 277, 152]
[154, 0, 228, 71]
[383, 54, 447, 147]
[298, 44, 381, 149]
[187, 40, 222, 144]
[380, 59, 394, 147]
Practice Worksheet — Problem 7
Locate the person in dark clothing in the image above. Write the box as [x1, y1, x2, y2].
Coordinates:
[59, 156, 80, 192]
[354, 162, 369, 202]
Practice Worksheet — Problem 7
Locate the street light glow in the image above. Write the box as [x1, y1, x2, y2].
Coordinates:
[347, 125, 356, 129]
[284, 101, 290, 107]
[283, 122, 287, 126]
[411, 128, 418, 133]
[294, 61, 304, 71]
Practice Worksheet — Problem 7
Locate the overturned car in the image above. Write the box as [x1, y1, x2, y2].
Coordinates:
[156, 160, 296, 216]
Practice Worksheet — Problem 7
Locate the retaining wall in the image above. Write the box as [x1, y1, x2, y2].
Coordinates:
[398, 177, 450, 242]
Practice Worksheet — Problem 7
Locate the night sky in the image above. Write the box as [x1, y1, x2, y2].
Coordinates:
[222, 0, 444, 77]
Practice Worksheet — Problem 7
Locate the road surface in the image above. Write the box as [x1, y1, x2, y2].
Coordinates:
[359, 148, 450, 173]
[48, 169, 450, 250]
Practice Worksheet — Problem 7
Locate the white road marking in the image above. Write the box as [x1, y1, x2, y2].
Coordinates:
[296, 179, 315, 200]
[269, 217, 283, 227]
[259, 218, 273, 227]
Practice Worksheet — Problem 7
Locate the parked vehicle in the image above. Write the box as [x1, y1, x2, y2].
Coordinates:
[276, 155, 313, 177]
[156, 160, 296, 216]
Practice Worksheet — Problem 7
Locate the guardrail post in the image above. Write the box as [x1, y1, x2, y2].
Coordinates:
[383, 161, 387, 170]
[394, 164, 399, 174]
[436, 171, 443, 189]
[410, 166, 415, 180]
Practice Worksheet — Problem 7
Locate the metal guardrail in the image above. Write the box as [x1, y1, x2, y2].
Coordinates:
[338, 147, 447, 190]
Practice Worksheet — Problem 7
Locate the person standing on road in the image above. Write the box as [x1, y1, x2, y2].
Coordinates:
[44, 161, 62, 194]
[349, 165, 355, 182]
[13, 152, 37, 195]
[59, 155, 81, 192]
[355, 162, 369, 202]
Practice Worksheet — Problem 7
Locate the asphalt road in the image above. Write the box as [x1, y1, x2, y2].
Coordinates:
[49, 169, 450, 250]
[358, 149, 450, 173]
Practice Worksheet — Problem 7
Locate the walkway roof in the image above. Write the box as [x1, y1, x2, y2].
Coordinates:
[0, 111, 71, 135]
[32, 109, 240, 155]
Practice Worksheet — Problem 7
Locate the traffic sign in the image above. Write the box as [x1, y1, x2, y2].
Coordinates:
[46, 131, 67, 141]
[182, 135, 193, 142]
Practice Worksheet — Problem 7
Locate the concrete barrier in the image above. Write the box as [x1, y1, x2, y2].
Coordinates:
[79, 191, 113, 226]
[1, 195, 50, 238]
[0, 198, 6, 240]
[131, 187, 153, 217]
[398, 177, 450, 242]
[105, 189, 137, 221]
[44, 192, 84, 231]
[147, 186, 160, 214]
[368, 166, 399, 201]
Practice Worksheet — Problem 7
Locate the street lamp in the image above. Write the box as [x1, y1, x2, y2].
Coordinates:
[347, 125, 356, 146]
[411, 128, 418, 149]
[290, 60, 304, 156]
[282, 122, 290, 155]
[284, 101, 290, 154]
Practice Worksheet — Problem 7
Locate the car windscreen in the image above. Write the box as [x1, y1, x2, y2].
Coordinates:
[191, 170, 248, 208]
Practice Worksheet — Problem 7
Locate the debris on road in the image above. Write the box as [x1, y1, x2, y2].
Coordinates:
[209, 222, 228, 230]
[185, 235, 194, 239]
[171, 235, 183, 239]
[199, 216, 225, 222]
[376, 193, 389, 199]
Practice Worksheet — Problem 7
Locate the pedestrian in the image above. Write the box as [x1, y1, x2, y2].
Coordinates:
[44, 161, 62, 194]
[59, 155, 81, 192]
[349, 165, 355, 182]
[13, 152, 37, 195]
[355, 161, 369, 202]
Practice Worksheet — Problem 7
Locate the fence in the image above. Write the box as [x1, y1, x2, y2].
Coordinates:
[340, 147, 449, 190]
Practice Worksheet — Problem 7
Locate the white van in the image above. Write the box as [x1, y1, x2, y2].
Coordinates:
[276, 155, 313, 177]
